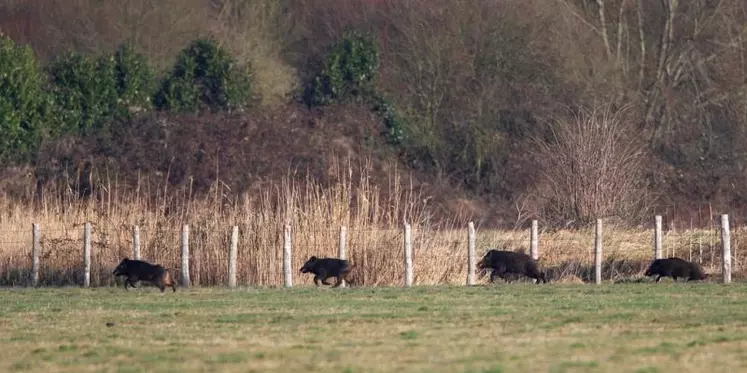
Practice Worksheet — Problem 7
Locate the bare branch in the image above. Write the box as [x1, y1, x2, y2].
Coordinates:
[595, 0, 612, 60]
[555, 0, 603, 37]
[637, 0, 646, 89]
[615, 0, 628, 64]
[531, 103, 648, 226]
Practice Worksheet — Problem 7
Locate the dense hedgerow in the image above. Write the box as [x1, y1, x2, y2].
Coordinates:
[306, 30, 379, 107]
[0, 32, 48, 163]
[47, 43, 158, 136]
[1, 35, 258, 164]
[153, 39, 254, 113]
[306, 30, 413, 147]
[46, 51, 119, 135]
[113, 43, 156, 117]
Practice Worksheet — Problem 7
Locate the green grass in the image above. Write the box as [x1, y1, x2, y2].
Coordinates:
[2, 284, 747, 372]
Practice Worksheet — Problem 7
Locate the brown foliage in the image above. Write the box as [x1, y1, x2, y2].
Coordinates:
[0, 0, 212, 70]
[29, 104, 393, 206]
[3, 0, 747, 228]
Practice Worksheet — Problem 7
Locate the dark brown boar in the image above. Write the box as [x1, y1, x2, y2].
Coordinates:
[113, 258, 177, 292]
[477, 249, 547, 284]
[644, 257, 709, 282]
[300, 256, 353, 288]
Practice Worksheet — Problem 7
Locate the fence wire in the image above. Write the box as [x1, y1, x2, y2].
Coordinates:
[0, 219, 741, 287]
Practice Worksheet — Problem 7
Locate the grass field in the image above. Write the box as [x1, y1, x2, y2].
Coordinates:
[2, 284, 747, 373]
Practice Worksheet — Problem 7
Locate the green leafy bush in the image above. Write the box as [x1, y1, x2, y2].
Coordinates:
[47, 52, 118, 135]
[153, 39, 254, 113]
[373, 96, 409, 146]
[113, 43, 156, 117]
[0, 33, 47, 163]
[306, 30, 379, 107]
[46, 43, 155, 135]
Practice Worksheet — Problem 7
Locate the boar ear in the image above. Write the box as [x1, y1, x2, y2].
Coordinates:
[309, 256, 317, 261]
[123, 257, 129, 261]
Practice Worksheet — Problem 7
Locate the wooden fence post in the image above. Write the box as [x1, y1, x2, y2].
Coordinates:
[530, 220, 539, 261]
[654, 215, 663, 260]
[467, 221, 476, 286]
[404, 223, 413, 287]
[228, 225, 239, 288]
[181, 224, 190, 288]
[339, 226, 347, 288]
[594, 219, 603, 285]
[283, 223, 292, 288]
[83, 222, 91, 287]
[721, 214, 732, 284]
[132, 225, 140, 260]
[31, 223, 40, 287]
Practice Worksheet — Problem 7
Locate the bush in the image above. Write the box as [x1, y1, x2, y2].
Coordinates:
[306, 30, 379, 107]
[153, 39, 254, 113]
[306, 30, 404, 150]
[113, 43, 156, 117]
[373, 95, 408, 146]
[531, 104, 650, 227]
[47, 52, 118, 136]
[0, 33, 47, 163]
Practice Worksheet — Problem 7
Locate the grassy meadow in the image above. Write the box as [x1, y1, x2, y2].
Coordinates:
[2, 284, 747, 373]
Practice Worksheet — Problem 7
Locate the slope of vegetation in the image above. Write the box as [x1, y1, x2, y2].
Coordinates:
[1, 0, 746, 228]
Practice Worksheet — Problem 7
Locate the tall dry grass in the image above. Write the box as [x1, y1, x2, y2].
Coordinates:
[0, 158, 743, 287]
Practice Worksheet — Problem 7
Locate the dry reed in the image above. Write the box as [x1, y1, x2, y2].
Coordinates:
[0, 159, 741, 287]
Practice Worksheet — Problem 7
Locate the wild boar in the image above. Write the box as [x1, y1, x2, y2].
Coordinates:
[477, 249, 547, 284]
[113, 258, 177, 292]
[300, 256, 353, 288]
[644, 257, 709, 282]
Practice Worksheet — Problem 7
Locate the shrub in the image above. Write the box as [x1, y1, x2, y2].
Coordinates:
[306, 30, 379, 107]
[531, 104, 650, 227]
[373, 95, 408, 146]
[153, 39, 254, 113]
[113, 43, 156, 117]
[0, 32, 47, 163]
[47, 52, 118, 136]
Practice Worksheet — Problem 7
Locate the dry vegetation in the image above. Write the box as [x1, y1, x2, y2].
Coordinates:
[2, 0, 747, 285]
[2, 0, 747, 222]
[531, 104, 650, 226]
[0, 159, 743, 287]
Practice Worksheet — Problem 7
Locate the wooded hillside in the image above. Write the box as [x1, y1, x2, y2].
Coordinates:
[1, 0, 745, 228]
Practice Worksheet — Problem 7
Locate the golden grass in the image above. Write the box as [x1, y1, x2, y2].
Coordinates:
[0, 159, 742, 287]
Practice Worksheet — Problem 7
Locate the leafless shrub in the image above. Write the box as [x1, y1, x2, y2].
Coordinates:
[531, 103, 650, 228]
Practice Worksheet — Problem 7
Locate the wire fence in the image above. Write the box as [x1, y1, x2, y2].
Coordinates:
[0, 215, 741, 288]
